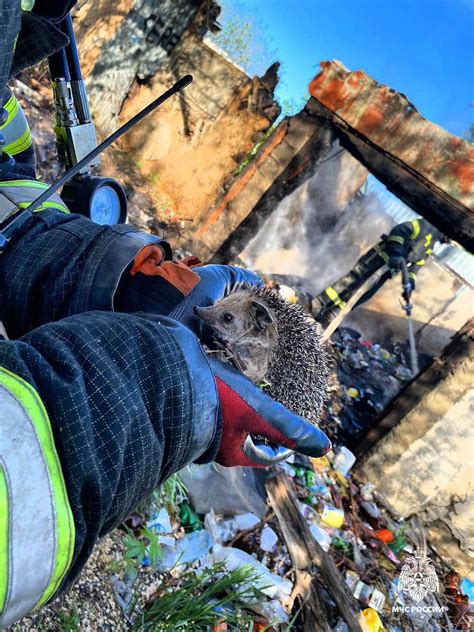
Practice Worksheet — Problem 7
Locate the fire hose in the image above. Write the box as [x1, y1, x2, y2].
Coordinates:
[399, 259, 419, 377]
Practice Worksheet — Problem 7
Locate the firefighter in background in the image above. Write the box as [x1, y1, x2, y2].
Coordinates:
[312, 219, 447, 329]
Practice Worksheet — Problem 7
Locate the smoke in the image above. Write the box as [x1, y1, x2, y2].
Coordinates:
[240, 147, 394, 296]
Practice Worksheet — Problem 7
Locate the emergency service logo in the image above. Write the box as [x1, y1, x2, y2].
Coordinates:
[393, 547, 446, 616]
[399, 548, 439, 602]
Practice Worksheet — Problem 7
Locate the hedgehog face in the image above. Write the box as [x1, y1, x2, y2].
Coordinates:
[193, 290, 278, 381]
[194, 291, 275, 347]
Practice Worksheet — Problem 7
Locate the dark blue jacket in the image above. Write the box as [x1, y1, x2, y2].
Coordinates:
[0, 311, 221, 594]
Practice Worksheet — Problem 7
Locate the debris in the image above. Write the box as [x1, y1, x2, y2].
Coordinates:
[461, 577, 474, 605]
[260, 525, 279, 553]
[266, 471, 365, 631]
[179, 502, 202, 532]
[333, 446, 357, 476]
[249, 599, 290, 625]
[154, 529, 214, 572]
[179, 463, 269, 517]
[361, 607, 385, 631]
[321, 327, 413, 446]
[309, 523, 332, 552]
[20, 391, 468, 631]
[234, 512, 261, 530]
[146, 507, 173, 534]
[212, 544, 293, 603]
[352, 580, 385, 612]
[321, 503, 345, 528]
[373, 529, 394, 544]
[278, 284, 298, 303]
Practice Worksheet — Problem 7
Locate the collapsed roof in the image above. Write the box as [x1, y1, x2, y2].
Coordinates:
[309, 61, 474, 252]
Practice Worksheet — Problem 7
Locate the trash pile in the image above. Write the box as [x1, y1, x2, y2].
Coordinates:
[321, 327, 414, 447]
[277, 451, 473, 631]
[106, 449, 472, 631]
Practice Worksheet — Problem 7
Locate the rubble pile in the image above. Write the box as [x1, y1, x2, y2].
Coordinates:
[109, 447, 472, 630]
[322, 327, 414, 447]
[97, 455, 474, 630]
[16, 450, 473, 631]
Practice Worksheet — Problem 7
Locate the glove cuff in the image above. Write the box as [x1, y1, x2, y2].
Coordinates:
[155, 318, 222, 468]
[193, 406, 223, 464]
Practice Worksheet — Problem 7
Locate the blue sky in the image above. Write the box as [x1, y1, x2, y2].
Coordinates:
[217, 0, 474, 138]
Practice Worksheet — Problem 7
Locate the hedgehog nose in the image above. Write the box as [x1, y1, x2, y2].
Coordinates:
[193, 306, 201, 316]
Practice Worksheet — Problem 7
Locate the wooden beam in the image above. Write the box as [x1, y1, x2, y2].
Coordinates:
[321, 267, 388, 342]
[266, 472, 365, 632]
[308, 62, 474, 252]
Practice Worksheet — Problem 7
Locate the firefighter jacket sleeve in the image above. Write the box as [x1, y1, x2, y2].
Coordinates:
[384, 219, 438, 285]
[0, 310, 221, 621]
[0, 208, 173, 338]
[384, 221, 415, 260]
[4, 0, 77, 83]
[116, 263, 264, 336]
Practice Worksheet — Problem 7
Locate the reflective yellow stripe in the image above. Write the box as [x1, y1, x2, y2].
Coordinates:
[325, 287, 347, 309]
[415, 259, 426, 266]
[17, 201, 70, 215]
[3, 126, 32, 155]
[0, 465, 8, 614]
[387, 235, 405, 245]
[0, 180, 69, 215]
[0, 368, 75, 607]
[2, 96, 18, 119]
[0, 179, 49, 189]
[410, 219, 421, 240]
[408, 272, 417, 281]
[424, 232, 433, 247]
[374, 244, 390, 263]
[426, 248, 433, 255]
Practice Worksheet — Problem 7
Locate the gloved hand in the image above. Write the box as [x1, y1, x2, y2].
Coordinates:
[169, 264, 263, 336]
[388, 256, 404, 276]
[402, 278, 415, 302]
[209, 356, 331, 468]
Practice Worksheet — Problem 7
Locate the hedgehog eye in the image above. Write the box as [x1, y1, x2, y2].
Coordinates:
[223, 313, 234, 323]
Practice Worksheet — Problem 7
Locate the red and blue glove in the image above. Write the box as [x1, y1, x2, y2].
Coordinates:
[209, 357, 331, 468]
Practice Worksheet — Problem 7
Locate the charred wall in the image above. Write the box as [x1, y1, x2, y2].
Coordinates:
[74, 0, 281, 234]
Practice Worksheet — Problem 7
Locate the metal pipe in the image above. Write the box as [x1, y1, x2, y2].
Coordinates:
[62, 14, 83, 81]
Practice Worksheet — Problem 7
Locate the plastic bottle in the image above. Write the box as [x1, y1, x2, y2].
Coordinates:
[362, 607, 385, 631]
[333, 447, 356, 476]
[212, 544, 292, 602]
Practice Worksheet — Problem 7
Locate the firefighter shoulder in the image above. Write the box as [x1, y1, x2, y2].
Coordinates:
[0, 310, 223, 628]
[384, 218, 439, 289]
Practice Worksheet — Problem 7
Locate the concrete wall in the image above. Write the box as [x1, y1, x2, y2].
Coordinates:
[357, 331, 474, 578]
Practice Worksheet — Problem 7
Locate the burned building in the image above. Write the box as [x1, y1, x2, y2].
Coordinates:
[72, 2, 473, 581]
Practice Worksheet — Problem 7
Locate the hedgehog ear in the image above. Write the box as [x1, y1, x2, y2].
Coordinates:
[251, 300, 274, 332]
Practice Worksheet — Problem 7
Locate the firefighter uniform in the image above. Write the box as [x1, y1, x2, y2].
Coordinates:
[0, 90, 33, 164]
[313, 219, 444, 328]
[0, 311, 222, 628]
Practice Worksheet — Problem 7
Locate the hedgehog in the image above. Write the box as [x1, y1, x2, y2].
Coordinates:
[193, 285, 329, 424]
